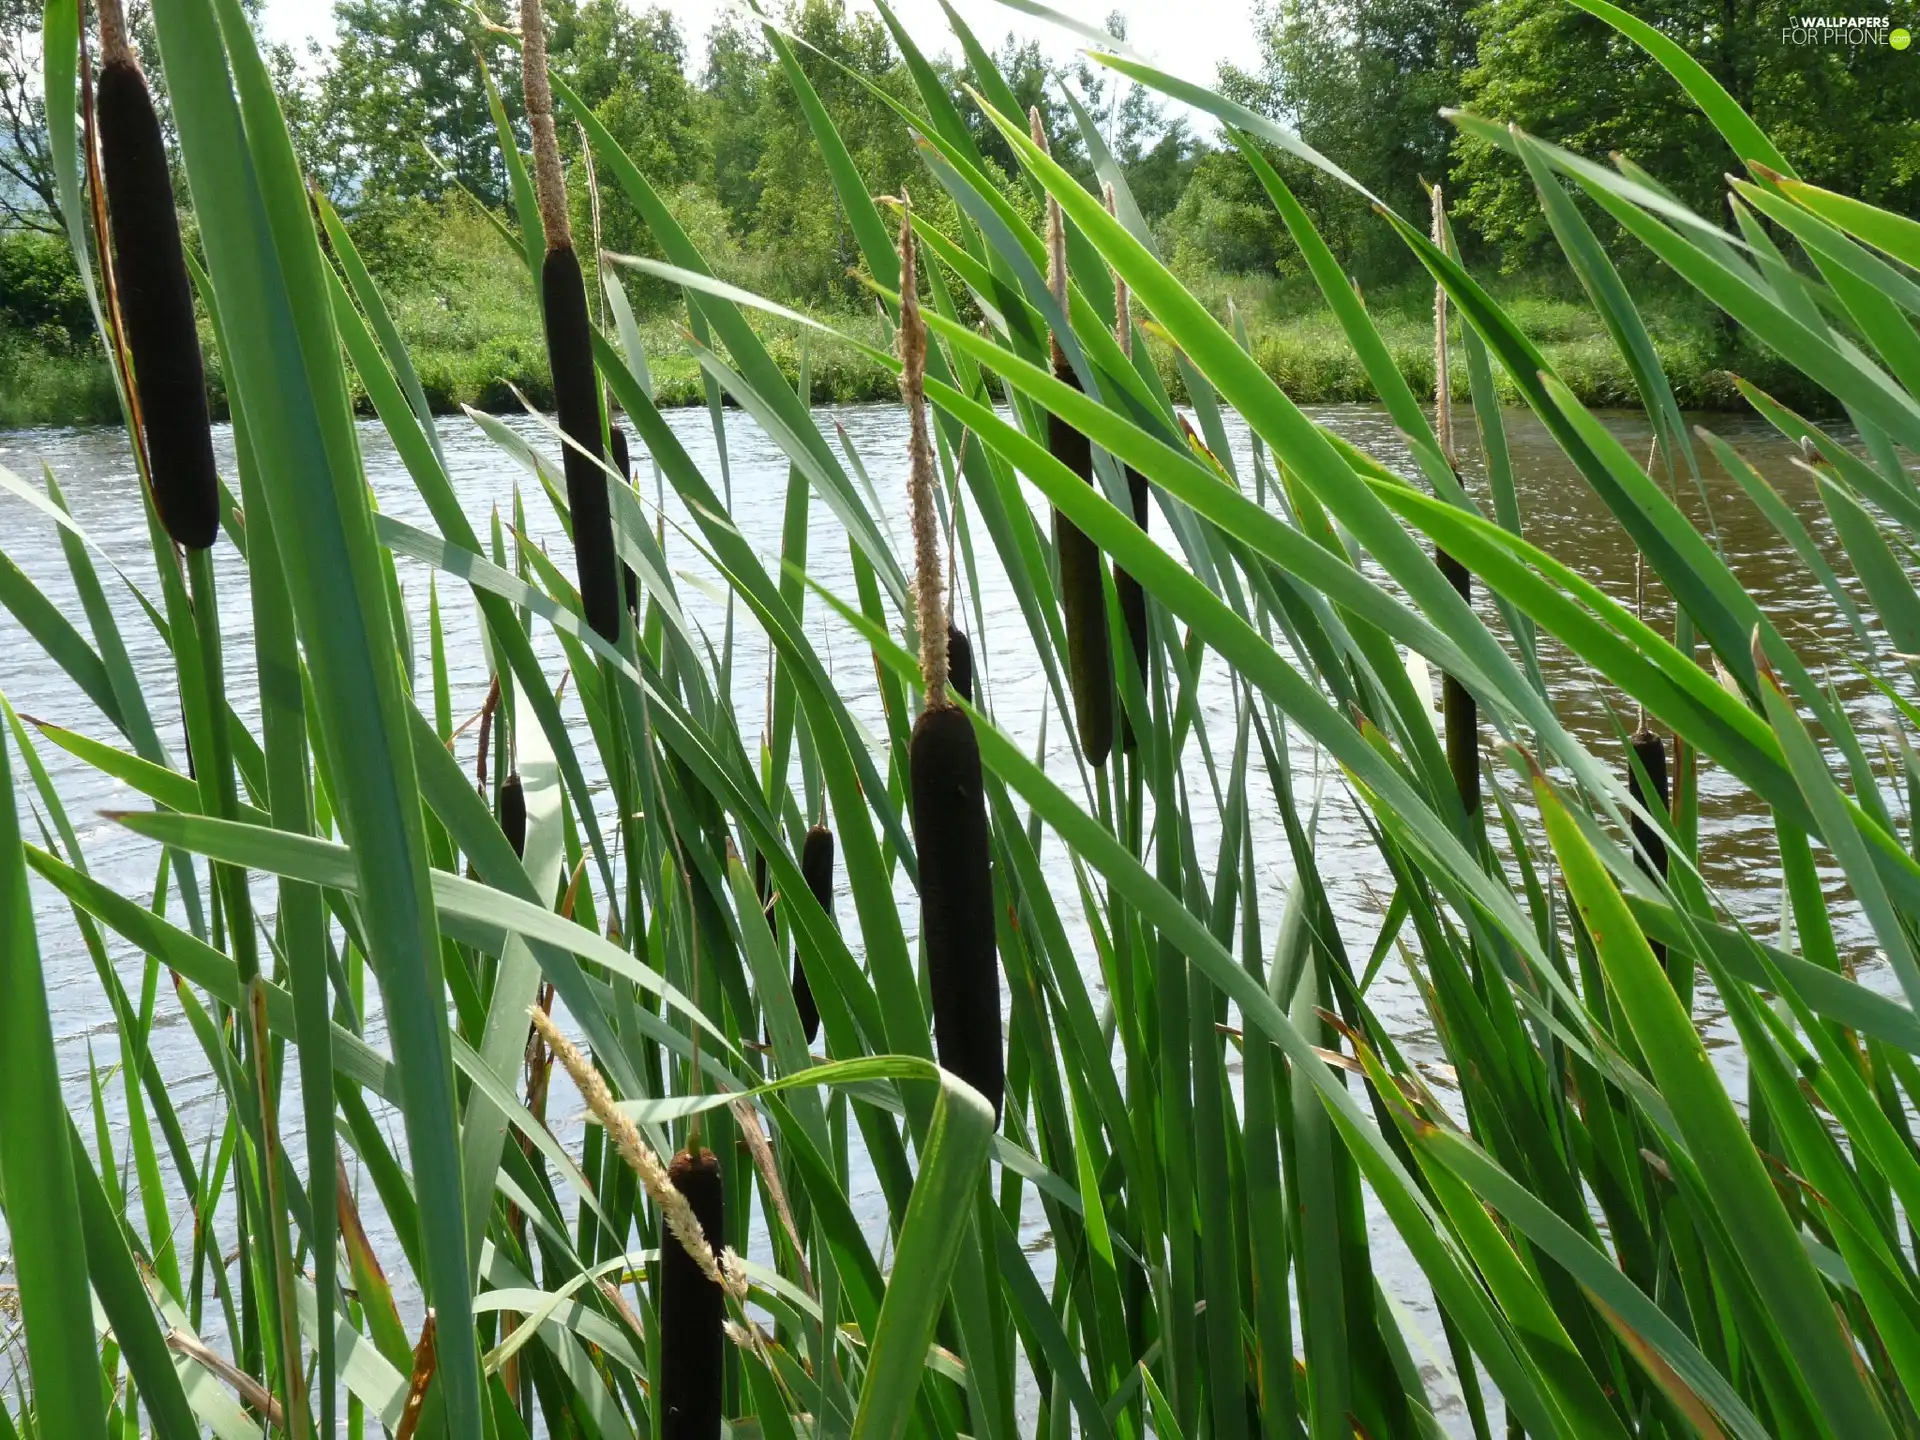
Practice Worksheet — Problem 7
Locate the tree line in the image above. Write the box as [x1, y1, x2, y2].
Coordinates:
[3, 0, 1915, 346]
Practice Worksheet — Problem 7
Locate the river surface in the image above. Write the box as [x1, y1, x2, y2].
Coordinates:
[0, 402, 1907, 1431]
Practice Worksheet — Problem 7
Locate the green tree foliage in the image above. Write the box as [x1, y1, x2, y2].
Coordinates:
[1453, 0, 1920, 266]
[738, 0, 926, 304]
[314, 0, 515, 205]
[0, 227, 90, 346]
[1209, 0, 1476, 277]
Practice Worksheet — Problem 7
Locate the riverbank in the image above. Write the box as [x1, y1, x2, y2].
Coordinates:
[1, 249, 1827, 430]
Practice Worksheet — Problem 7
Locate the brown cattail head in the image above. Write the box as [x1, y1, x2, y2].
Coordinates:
[898, 194, 949, 704]
[947, 625, 974, 707]
[791, 824, 834, 1043]
[1049, 388, 1114, 768]
[499, 772, 526, 859]
[911, 704, 1002, 1119]
[96, 52, 220, 550]
[610, 424, 638, 614]
[1436, 547, 1479, 814]
[1102, 184, 1148, 750]
[540, 246, 619, 641]
[661, 1148, 725, 1440]
[1627, 727, 1670, 879]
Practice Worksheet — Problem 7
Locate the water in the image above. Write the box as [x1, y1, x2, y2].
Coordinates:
[0, 402, 1905, 1429]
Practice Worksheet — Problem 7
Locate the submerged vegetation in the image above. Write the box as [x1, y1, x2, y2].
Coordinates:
[4, 3, 1920, 1440]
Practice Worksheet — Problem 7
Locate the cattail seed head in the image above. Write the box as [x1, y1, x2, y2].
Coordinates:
[96, 55, 219, 551]
[792, 824, 834, 1043]
[1436, 548, 1478, 813]
[1628, 727, 1670, 880]
[499, 772, 526, 859]
[1102, 184, 1148, 750]
[1050, 399, 1114, 767]
[610, 423, 639, 614]
[897, 194, 949, 704]
[540, 246, 620, 641]
[911, 704, 1002, 1119]
[947, 625, 974, 707]
[662, 1148, 725, 1440]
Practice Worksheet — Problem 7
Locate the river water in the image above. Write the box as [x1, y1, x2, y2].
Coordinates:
[0, 402, 1905, 1431]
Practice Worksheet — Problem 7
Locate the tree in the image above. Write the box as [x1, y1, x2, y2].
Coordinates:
[1222, 0, 1476, 276]
[743, 0, 924, 305]
[314, 0, 516, 206]
[0, 0, 58, 232]
[550, 0, 700, 189]
[1453, 0, 1920, 267]
[700, 17, 772, 234]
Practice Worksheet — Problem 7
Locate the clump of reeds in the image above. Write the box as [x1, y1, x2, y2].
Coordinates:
[1034, 109, 1113, 769]
[1105, 184, 1150, 749]
[93, 0, 218, 551]
[899, 195, 1003, 1120]
[521, 0, 619, 642]
[527, 1009, 741, 1438]
[610, 423, 638, 615]
[499, 772, 526, 859]
[792, 822, 833, 1043]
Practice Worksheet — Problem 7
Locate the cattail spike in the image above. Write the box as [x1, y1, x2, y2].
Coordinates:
[1104, 182, 1132, 360]
[662, 1149, 726, 1440]
[97, 0, 131, 64]
[911, 705, 1002, 1119]
[519, 0, 571, 252]
[1628, 725, 1672, 977]
[95, 28, 219, 550]
[499, 772, 526, 859]
[947, 625, 975, 707]
[792, 824, 834, 1043]
[1437, 548, 1478, 813]
[898, 193, 949, 704]
[611, 424, 638, 614]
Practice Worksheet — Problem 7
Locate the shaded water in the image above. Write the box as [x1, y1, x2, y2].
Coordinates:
[0, 402, 1905, 1430]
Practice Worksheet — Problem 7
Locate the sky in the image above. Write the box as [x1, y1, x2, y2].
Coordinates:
[256, 0, 1261, 101]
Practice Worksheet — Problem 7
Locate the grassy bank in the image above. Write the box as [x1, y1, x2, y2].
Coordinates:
[1, 204, 1826, 429]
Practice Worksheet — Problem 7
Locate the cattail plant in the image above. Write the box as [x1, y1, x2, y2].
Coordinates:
[900, 195, 1003, 1120]
[792, 823, 833, 1043]
[521, 0, 619, 642]
[1034, 109, 1114, 770]
[93, 0, 219, 551]
[1104, 183, 1151, 750]
[1431, 184, 1478, 815]
[610, 423, 638, 614]
[499, 772, 526, 859]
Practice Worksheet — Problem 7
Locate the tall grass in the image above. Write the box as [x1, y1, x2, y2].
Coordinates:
[4, 0, 1920, 1436]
